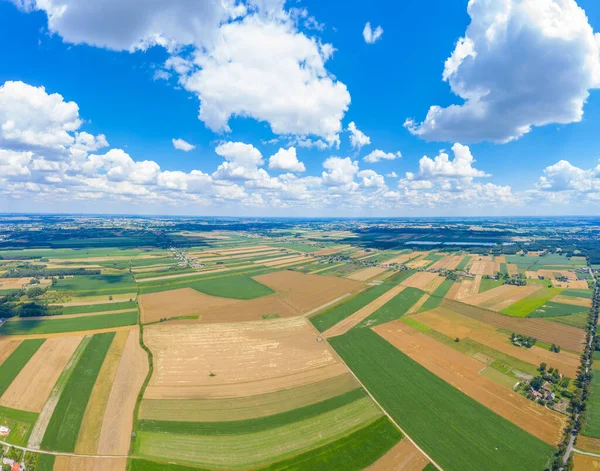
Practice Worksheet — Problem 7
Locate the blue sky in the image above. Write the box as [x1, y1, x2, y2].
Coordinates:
[1, 0, 600, 216]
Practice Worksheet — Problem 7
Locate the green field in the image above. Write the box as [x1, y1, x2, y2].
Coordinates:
[185, 273, 274, 300]
[0, 405, 38, 446]
[329, 329, 555, 471]
[506, 254, 585, 270]
[455, 255, 470, 271]
[0, 339, 45, 396]
[36, 454, 56, 471]
[41, 332, 115, 452]
[581, 371, 600, 439]
[129, 460, 208, 471]
[53, 273, 136, 296]
[311, 284, 394, 332]
[500, 287, 562, 317]
[138, 389, 365, 436]
[357, 287, 424, 328]
[59, 300, 137, 315]
[529, 301, 588, 318]
[499, 263, 508, 275]
[418, 279, 455, 312]
[479, 278, 504, 293]
[547, 313, 589, 330]
[379, 269, 415, 285]
[0, 247, 149, 260]
[255, 417, 402, 471]
[134, 398, 383, 469]
[562, 289, 593, 299]
[0, 311, 137, 335]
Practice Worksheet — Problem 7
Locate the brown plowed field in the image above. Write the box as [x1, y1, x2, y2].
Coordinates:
[0, 336, 83, 412]
[406, 293, 430, 315]
[98, 328, 149, 455]
[259, 255, 306, 266]
[455, 276, 481, 300]
[422, 276, 445, 294]
[0, 339, 21, 365]
[323, 285, 407, 338]
[53, 457, 127, 471]
[401, 272, 440, 290]
[469, 259, 499, 276]
[577, 435, 600, 453]
[411, 307, 580, 377]
[495, 256, 507, 263]
[374, 321, 566, 445]
[254, 270, 364, 312]
[445, 282, 461, 300]
[574, 453, 600, 470]
[430, 255, 463, 270]
[144, 317, 346, 399]
[365, 438, 430, 470]
[440, 299, 586, 353]
[460, 285, 541, 311]
[346, 266, 388, 281]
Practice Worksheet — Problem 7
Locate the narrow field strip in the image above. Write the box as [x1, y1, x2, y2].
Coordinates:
[0, 339, 45, 397]
[365, 437, 430, 471]
[138, 388, 365, 436]
[4, 308, 138, 321]
[59, 301, 137, 315]
[134, 397, 383, 469]
[417, 279, 457, 313]
[75, 330, 130, 454]
[41, 332, 116, 452]
[0, 311, 138, 336]
[0, 339, 22, 365]
[28, 335, 92, 449]
[356, 287, 424, 330]
[139, 373, 359, 422]
[329, 328, 555, 471]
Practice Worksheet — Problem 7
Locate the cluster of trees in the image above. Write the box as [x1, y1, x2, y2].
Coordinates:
[0, 288, 59, 319]
[550, 344, 562, 353]
[510, 333, 537, 348]
[2, 265, 100, 278]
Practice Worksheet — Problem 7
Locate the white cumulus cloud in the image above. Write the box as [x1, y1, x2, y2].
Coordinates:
[172, 138, 195, 152]
[268, 147, 305, 172]
[363, 149, 401, 163]
[405, 0, 600, 143]
[347, 122, 371, 150]
[363, 22, 383, 44]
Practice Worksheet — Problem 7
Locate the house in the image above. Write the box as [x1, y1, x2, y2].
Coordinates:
[0, 425, 9, 436]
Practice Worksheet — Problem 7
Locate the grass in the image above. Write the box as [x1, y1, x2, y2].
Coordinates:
[499, 263, 508, 276]
[384, 269, 415, 285]
[479, 278, 504, 293]
[562, 289, 593, 299]
[53, 273, 136, 295]
[581, 371, 600, 439]
[311, 283, 395, 332]
[186, 274, 274, 299]
[255, 417, 402, 471]
[0, 339, 45, 396]
[0, 311, 137, 335]
[329, 329, 555, 471]
[134, 398, 383, 469]
[138, 388, 365, 436]
[36, 454, 55, 471]
[529, 301, 588, 318]
[0, 405, 38, 446]
[500, 287, 562, 317]
[129, 459, 209, 471]
[357, 287, 424, 329]
[455, 255, 471, 271]
[547, 313, 589, 330]
[506, 254, 586, 270]
[418, 279, 454, 312]
[400, 317, 431, 333]
[59, 300, 137, 315]
[41, 332, 116, 452]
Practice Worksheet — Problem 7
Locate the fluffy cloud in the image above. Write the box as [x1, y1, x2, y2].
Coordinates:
[268, 147, 305, 172]
[322, 157, 359, 187]
[182, 15, 350, 145]
[363, 22, 383, 44]
[0, 81, 81, 151]
[213, 141, 265, 181]
[358, 169, 386, 188]
[537, 160, 600, 193]
[172, 138, 195, 152]
[406, 143, 489, 182]
[405, 0, 600, 143]
[347, 122, 370, 150]
[363, 149, 401, 163]
[83, 149, 161, 184]
[0, 149, 33, 178]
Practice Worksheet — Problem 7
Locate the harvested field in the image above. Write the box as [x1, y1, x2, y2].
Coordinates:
[323, 285, 406, 338]
[411, 307, 580, 378]
[405, 259, 430, 269]
[400, 272, 441, 291]
[574, 453, 600, 470]
[454, 276, 482, 300]
[144, 317, 346, 399]
[445, 282, 461, 300]
[430, 255, 463, 271]
[422, 275, 445, 294]
[0, 336, 82, 412]
[578, 435, 600, 453]
[137, 266, 242, 283]
[0, 339, 21, 365]
[469, 260, 499, 276]
[553, 280, 589, 289]
[441, 299, 586, 353]
[347, 266, 389, 281]
[495, 256, 507, 263]
[0, 278, 33, 289]
[254, 270, 364, 312]
[460, 284, 541, 311]
[75, 330, 130, 454]
[374, 321, 566, 445]
[507, 264, 519, 276]
[139, 373, 358, 422]
[553, 295, 592, 308]
[98, 327, 149, 455]
[53, 457, 127, 471]
[260, 255, 307, 267]
[366, 438, 430, 471]
[406, 293, 430, 315]
[313, 245, 350, 256]
[382, 252, 421, 265]
[4, 326, 134, 341]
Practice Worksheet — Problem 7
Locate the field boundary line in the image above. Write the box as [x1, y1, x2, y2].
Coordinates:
[574, 448, 600, 457]
[302, 293, 353, 318]
[307, 320, 444, 471]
